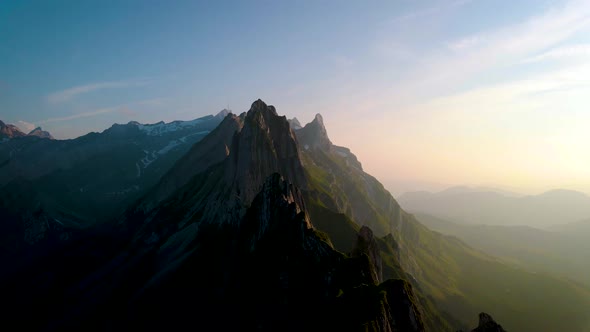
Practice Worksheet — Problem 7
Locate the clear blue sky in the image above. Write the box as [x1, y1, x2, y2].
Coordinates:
[2, 0, 590, 194]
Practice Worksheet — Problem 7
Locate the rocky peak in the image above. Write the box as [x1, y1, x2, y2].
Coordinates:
[313, 113, 325, 126]
[27, 127, 54, 139]
[288, 117, 302, 130]
[471, 312, 507, 332]
[352, 225, 383, 283]
[295, 112, 332, 151]
[135, 99, 308, 226]
[0, 120, 26, 139]
[227, 99, 307, 206]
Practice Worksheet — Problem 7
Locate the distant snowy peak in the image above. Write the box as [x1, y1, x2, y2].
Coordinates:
[134, 118, 207, 136]
[128, 109, 229, 136]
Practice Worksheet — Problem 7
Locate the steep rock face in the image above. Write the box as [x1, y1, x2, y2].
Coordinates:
[296, 113, 333, 151]
[130, 99, 308, 230]
[240, 173, 312, 249]
[352, 225, 383, 283]
[143, 113, 243, 207]
[27, 127, 54, 139]
[227, 99, 307, 206]
[381, 279, 426, 332]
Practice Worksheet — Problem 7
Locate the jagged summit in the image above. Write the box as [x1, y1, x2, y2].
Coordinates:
[245, 99, 278, 119]
[0, 120, 27, 139]
[288, 117, 302, 130]
[136, 99, 306, 225]
[297, 112, 332, 151]
[228, 99, 307, 206]
[313, 113, 325, 126]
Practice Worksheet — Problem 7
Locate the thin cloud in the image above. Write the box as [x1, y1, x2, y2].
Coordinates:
[46, 79, 150, 104]
[38, 107, 119, 124]
[522, 44, 590, 63]
[389, 0, 590, 107]
[37, 98, 165, 124]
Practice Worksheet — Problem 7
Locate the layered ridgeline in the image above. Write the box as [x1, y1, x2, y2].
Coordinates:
[415, 213, 590, 288]
[398, 187, 590, 228]
[3, 100, 440, 332]
[291, 112, 590, 331]
[0, 111, 227, 268]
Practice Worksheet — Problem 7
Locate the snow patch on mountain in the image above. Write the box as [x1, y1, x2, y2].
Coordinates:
[136, 118, 205, 136]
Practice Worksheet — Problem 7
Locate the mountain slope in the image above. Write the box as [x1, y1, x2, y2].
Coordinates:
[0, 112, 226, 267]
[293, 115, 590, 332]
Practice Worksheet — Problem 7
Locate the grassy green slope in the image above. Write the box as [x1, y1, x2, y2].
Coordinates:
[301, 147, 590, 332]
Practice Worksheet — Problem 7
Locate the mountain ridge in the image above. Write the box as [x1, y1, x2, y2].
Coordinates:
[2, 100, 439, 332]
[4, 100, 589, 331]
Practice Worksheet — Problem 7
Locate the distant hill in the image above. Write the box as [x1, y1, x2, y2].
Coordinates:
[398, 187, 590, 227]
[550, 218, 590, 238]
[414, 212, 590, 288]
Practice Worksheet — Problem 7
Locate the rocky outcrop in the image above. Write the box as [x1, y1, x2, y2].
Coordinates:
[381, 279, 426, 332]
[288, 117, 302, 130]
[27, 127, 54, 139]
[0, 120, 26, 139]
[240, 173, 312, 250]
[132, 100, 309, 227]
[471, 313, 507, 332]
[227, 99, 308, 205]
[352, 225, 383, 283]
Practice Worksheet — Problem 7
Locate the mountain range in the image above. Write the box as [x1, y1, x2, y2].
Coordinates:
[0, 111, 227, 267]
[2, 100, 589, 331]
[398, 187, 590, 228]
[0, 120, 54, 141]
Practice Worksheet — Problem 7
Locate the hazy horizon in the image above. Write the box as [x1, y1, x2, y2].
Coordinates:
[3, 0, 590, 195]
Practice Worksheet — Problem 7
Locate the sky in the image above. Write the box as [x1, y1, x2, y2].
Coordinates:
[1, 0, 590, 195]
